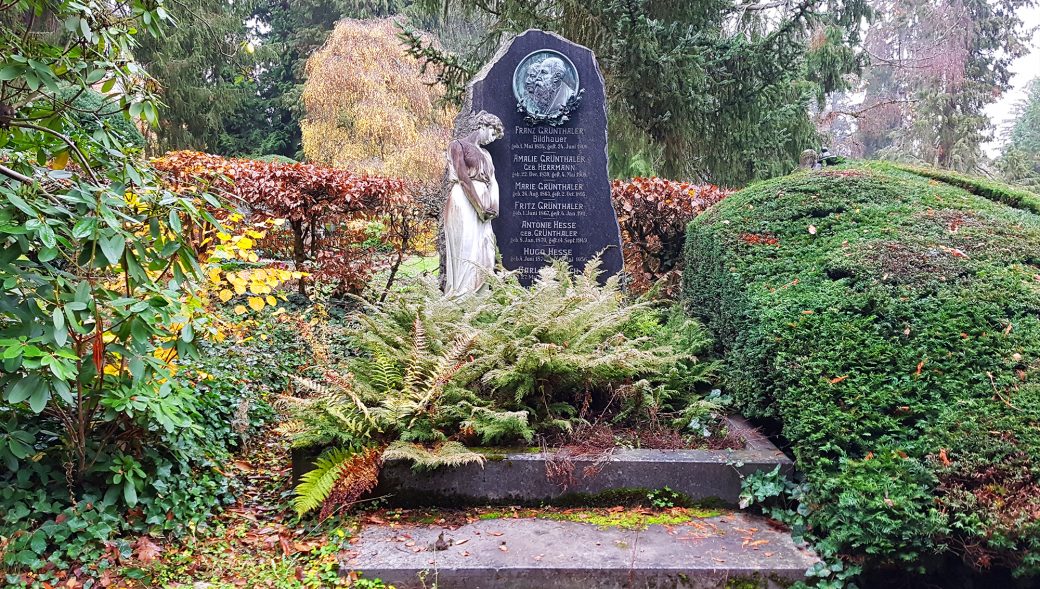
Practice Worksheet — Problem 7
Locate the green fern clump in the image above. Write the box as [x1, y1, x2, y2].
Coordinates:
[286, 260, 715, 515]
[462, 407, 534, 444]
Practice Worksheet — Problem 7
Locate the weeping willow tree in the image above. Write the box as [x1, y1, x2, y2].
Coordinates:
[403, 0, 871, 185]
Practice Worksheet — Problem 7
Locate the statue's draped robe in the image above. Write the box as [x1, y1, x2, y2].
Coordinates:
[443, 142, 499, 296]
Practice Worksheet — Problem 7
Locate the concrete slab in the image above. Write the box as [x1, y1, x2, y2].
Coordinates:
[373, 446, 791, 507]
[344, 512, 816, 588]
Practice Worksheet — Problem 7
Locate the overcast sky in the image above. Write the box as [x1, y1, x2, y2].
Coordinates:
[983, 5, 1040, 156]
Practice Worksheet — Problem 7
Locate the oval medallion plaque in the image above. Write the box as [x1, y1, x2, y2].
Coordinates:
[512, 49, 583, 126]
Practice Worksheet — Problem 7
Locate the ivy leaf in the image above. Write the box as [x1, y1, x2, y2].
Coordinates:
[30, 531, 47, 555]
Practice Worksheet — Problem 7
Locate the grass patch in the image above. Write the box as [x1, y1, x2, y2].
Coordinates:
[682, 162, 1040, 576]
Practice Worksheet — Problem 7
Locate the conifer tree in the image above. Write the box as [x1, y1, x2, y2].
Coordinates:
[822, 0, 1034, 173]
[404, 0, 873, 185]
[999, 78, 1040, 189]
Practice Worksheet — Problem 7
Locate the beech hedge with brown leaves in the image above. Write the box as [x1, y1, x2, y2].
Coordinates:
[612, 177, 731, 296]
[154, 151, 407, 294]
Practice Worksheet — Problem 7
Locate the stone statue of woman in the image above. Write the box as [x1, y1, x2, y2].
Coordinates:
[442, 111, 504, 296]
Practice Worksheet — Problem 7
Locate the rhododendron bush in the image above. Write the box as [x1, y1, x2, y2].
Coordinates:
[153, 151, 406, 295]
[611, 178, 731, 296]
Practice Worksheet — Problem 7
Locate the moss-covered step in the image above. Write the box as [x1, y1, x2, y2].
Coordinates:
[342, 510, 815, 588]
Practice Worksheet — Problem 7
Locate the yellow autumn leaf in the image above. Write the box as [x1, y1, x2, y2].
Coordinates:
[50, 150, 70, 170]
[217, 232, 232, 242]
[248, 296, 265, 311]
[233, 304, 247, 315]
[237, 237, 254, 250]
[218, 289, 233, 303]
[248, 252, 260, 263]
[246, 230, 265, 239]
[208, 269, 222, 284]
[265, 295, 277, 306]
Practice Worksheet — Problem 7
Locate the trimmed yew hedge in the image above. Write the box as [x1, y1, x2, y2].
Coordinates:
[683, 162, 1040, 575]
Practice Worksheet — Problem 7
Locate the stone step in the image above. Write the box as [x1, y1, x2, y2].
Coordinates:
[374, 445, 791, 507]
[291, 417, 792, 508]
[371, 418, 790, 507]
[343, 510, 816, 589]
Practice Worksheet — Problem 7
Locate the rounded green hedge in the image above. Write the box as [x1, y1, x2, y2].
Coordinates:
[683, 163, 1040, 574]
[58, 87, 146, 149]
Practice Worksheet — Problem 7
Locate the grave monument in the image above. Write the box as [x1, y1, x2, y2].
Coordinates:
[442, 29, 623, 291]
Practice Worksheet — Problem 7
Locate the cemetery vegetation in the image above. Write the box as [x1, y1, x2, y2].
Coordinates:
[683, 163, 1040, 578]
[403, 0, 872, 185]
[822, 0, 1033, 175]
[287, 261, 720, 517]
[612, 177, 731, 296]
[998, 77, 1040, 191]
[152, 150, 410, 297]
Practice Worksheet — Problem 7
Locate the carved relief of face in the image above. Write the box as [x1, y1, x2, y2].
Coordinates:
[524, 57, 566, 112]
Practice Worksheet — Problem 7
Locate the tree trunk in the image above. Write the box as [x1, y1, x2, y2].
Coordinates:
[291, 219, 307, 295]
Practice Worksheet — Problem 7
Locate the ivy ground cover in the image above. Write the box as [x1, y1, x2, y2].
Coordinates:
[683, 163, 1040, 576]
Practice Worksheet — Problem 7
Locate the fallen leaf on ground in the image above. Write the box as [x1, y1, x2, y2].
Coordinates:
[134, 536, 163, 564]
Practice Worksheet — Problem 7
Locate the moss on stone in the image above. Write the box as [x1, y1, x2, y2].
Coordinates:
[474, 506, 723, 530]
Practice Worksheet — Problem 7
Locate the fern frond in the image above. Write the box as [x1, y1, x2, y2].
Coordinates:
[462, 407, 534, 444]
[402, 315, 430, 397]
[293, 447, 357, 516]
[290, 375, 329, 396]
[382, 440, 485, 471]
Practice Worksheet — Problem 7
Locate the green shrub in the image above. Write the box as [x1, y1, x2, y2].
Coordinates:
[683, 163, 1040, 575]
[0, 312, 306, 576]
[57, 87, 146, 150]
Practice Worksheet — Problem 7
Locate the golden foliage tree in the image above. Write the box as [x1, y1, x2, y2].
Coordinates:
[302, 18, 455, 191]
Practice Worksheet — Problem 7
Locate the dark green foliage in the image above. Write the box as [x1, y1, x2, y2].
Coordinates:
[288, 261, 716, 514]
[406, 0, 871, 185]
[888, 163, 1040, 216]
[133, 0, 256, 154]
[57, 88, 146, 149]
[847, 0, 1034, 173]
[683, 163, 1040, 575]
[999, 77, 1040, 190]
[0, 314, 307, 574]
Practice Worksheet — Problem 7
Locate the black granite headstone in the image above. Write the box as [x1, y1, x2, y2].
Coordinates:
[462, 29, 623, 285]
